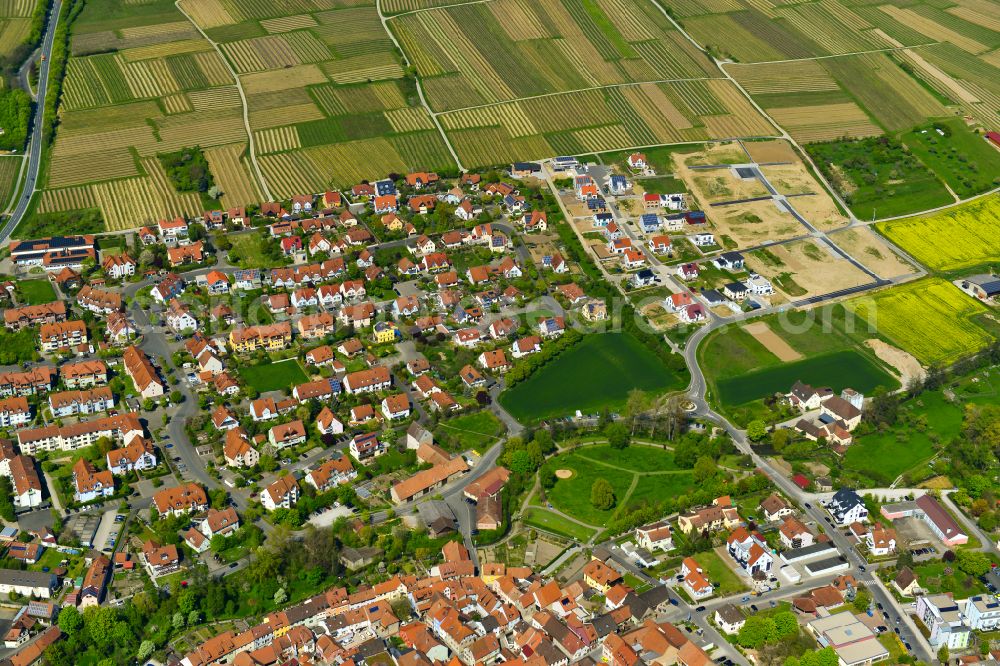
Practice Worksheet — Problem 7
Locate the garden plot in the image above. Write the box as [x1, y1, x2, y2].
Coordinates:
[828, 227, 915, 280]
[745, 238, 872, 300]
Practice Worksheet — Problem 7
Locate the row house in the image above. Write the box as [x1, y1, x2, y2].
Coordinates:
[48, 387, 114, 418]
[17, 412, 143, 455]
[61, 359, 108, 388]
[4, 301, 67, 331]
[229, 322, 293, 353]
[0, 367, 57, 397]
[343, 366, 391, 394]
[39, 320, 88, 352]
[77, 285, 123, 315]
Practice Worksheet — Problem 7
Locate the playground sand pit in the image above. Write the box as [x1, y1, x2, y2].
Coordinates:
[555, 469, 574, 479]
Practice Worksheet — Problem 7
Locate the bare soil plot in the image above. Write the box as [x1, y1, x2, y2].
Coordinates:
[864, 339, 923, 385]
[745, 239, 872, 299]
[828, 227, 915, 280]
[690, 171, 770, 203]
[707, 199, 803, 248]
[744, 140, 798, 164]
[760, 166, 848, 231]
[742, 321, 802, 361]
[680, 141, 747, 167]
[641, 303, 678, 331]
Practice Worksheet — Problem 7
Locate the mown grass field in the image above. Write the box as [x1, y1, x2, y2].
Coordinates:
[877, 195, 1000, 273]
[434, 411, 504, 454]
[499, 333, 684, 423]
[238, 359, 308, 393]
[847, 278, 993, 366]
[17, 279, 57, 305]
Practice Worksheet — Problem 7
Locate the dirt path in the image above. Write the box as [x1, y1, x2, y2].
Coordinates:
[742, 321, 802, 361]
[865, 339, 925, 386]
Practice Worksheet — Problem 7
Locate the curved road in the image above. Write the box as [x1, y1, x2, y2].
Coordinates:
[0, 0, 60, 241]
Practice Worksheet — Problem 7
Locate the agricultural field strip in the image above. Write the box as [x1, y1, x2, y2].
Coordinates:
[719, 41, 939, 67]
[173, 0, 272, 199]
[430, 75, 726, 116]
[374, 0, 464, 169]
[383, 0, 498, 18]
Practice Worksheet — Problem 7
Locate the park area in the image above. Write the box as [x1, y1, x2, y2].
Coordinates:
[543, 444, 694, 527]
[238, 359, 308, 393]
[876, 195, 1000, 273]
[846, 278, 995, 366]
[499, 333, 684, 423]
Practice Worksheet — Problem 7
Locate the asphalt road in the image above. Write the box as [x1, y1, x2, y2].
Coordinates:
[0, 0, 61, 241]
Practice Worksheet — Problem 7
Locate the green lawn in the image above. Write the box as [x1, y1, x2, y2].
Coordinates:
[229, 233, 285, 269]
[900, 119, 1000, 199]
[697, 549, 748, 596]
[575, 444, 682, 472]
[434, 411, 504, 454]
[715, 350, 898, 406]
[17, 279, 57, 305]
[499, 333, 685, 423]
[913, 560, 987, 599]
[545, 450, 635, 525]
[637, 175, 688, 194]
[844, 394, 958, 481]
[522, 508, 597, 542]
[238, 359, 309, 393]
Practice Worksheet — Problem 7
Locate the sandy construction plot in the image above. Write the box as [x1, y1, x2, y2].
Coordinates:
[865, 339, 922, 384]
[829, 227, 915, 280]
[690, 171, 770, 204]
[760, 164, 848, 230]
[742, 321, 803, 361]
[744, 139, 797, 164]
[708, 198, 803, 248]
[746, 239, 872, 299]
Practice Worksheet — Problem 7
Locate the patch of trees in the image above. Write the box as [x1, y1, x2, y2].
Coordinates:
[158, 146, 214, 193]
[0, 327, 38, 364]
[0, 89, 31, 151]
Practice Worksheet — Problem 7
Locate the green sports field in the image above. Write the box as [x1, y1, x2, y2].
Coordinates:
[716, 349, 898, 406]
[498, 333, 684, 423]
[238, 360, 308, 393]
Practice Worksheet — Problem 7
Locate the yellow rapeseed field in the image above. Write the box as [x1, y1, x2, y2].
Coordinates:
[877, 194, 1000, 272]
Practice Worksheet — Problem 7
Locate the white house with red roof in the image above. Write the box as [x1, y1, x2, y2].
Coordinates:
[726, 527, 773, 577]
